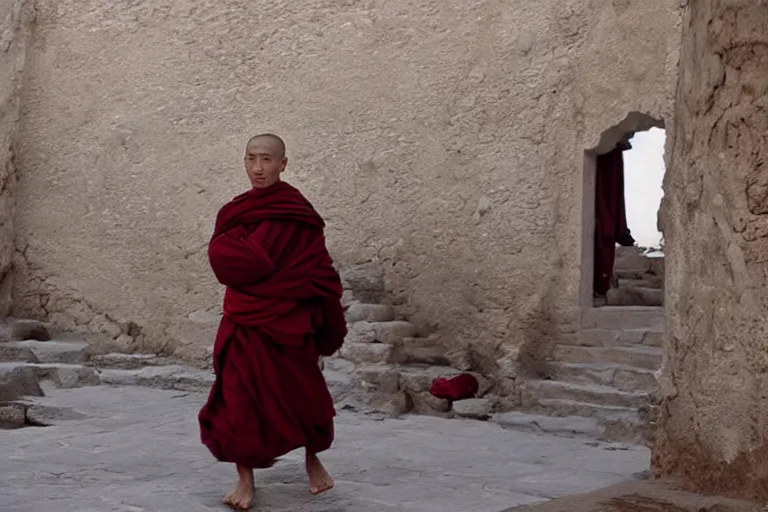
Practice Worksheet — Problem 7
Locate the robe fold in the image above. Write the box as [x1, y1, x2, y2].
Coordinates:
[198, 181, 347, 469]
[593, 145, 635, 297]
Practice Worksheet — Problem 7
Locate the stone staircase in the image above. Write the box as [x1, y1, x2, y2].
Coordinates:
[605, 246, 664, 307]
[520, 305, 663, 443]
[334, 263, 494, 419]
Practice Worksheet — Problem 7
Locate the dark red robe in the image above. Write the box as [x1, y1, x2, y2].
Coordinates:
[593, 145, 635, 296]
[198, 181, 347, 469]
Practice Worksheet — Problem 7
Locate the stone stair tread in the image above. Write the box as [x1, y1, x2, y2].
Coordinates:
[2, 340, 89, 364]
[536, 397, 642, 416]
[557, 344, 663, 355]
[525, 379, 650, 409]
[527, 379, 649, 398]
[555, 361, 657, 374]
[583, 306, 664, 330]
[99, 365, 215, 392]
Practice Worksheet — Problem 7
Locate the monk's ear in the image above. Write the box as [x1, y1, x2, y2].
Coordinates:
[280, 157, 288, 172]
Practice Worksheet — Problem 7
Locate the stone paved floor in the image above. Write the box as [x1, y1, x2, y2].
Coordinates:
[0, 386, 649, 512]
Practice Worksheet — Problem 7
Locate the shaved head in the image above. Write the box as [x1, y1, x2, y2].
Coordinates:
[246, 133, 286, 158]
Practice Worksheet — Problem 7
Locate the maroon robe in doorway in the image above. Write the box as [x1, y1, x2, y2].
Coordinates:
[593, 145, 635, 297]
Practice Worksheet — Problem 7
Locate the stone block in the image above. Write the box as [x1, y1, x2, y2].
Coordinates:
[390, 337, 451, 366]
[345, 303, 395, 323]
[9, 319, 51, 342]
[0, 402, 26, 428]
[339, 342, 392, 364]
[452, 398, 495, 420]
[408, 391, 451, 416]
[370, 321, 417, 344]
[0, 363, 43, 401]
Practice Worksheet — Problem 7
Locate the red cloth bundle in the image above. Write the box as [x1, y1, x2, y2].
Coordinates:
[430, 373, 479, 401]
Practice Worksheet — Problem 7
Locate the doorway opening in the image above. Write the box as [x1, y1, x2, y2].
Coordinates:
[580, 112, 666, 313]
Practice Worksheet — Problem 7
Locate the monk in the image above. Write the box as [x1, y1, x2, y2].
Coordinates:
[198, 134, 348, 510]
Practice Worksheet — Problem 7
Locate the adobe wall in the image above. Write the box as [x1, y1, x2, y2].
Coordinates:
[652, 1, 768, 501]
[11, 0, 681, 370]
[0, 0, 33, 318]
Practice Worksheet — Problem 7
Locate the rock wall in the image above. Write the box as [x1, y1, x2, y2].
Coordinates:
[0, 0, 33, 318]
[12, 0, 680, 368]
[653, 1, 768, 501]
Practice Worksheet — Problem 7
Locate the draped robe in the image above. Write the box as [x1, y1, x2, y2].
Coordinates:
[593, 145, 635, 296]
[198, 182, 347, 468]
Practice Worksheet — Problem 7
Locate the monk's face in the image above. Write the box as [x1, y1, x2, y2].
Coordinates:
[244, 139, 287, 188]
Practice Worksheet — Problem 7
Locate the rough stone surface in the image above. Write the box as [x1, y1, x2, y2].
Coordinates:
[345, 303, 395, 323]
[501, 480, 764, 512]
[0, 0, 33, 319]
[0, 401, 25, 427]
[452, 397, 495, 420]
[0, 363, 42, 401]
[652, 1, 768, 501]
[0, 385, 651, 511]
[7, 0, 681, 375]
[8, 318, 52, 341]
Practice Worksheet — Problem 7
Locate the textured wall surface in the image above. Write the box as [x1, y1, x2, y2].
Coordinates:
[653, 1, 768, 501]
[0, 0, 33, 318]
[13, 0, 680, 369]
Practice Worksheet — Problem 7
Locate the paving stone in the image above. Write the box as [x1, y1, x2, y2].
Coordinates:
[0, 385, 650, 511]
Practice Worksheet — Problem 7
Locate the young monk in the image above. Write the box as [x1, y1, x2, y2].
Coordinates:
[198, 134, 348, 510]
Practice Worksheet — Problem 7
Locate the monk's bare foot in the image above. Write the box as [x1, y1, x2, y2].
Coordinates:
[223, 465, 254, 510]
[305, 452, 334, 495]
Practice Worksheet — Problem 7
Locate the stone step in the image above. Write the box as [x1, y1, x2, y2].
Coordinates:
[338, 342, 393, 364]
[493, 411, 603, 439]
[606, 287, 663, 307]
[89, 352, 173, 370]
[576, 328, 663, 347]
[618, 278, 663, 289]
[1, 340, 89, 364]
[370, 321, 417, 344]
[553, 344, 663, 370]
[582, 306, 664, 330]
[0, 363, 43, 401]
[523, 380, 649, 409]
[527, 398, 649, 444]
[547, 362, 658, 393]
[390, 337, 450, 366]
[0, 362, 100, 399]
[615, 269, 661, 281]
[344, 303, 395, 323]
[532, 397, 642, 421]
[98, 365, 214, 392]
